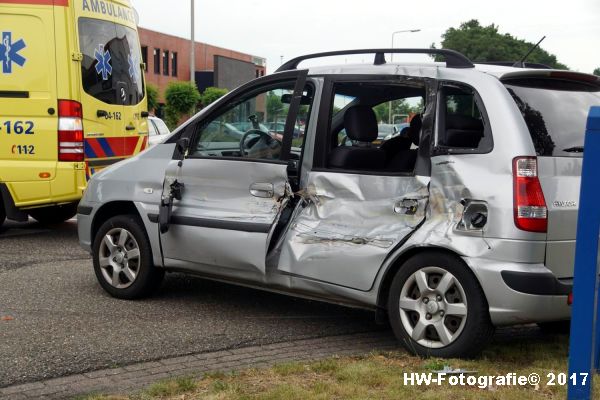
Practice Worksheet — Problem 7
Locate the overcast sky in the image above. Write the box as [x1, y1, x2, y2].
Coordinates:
[132, 0, 599, 74]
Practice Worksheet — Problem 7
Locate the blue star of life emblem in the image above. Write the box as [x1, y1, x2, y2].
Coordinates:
[94, 44, 112, 80]
[128, 53, 139, 82]
[0, 32, 26, 74]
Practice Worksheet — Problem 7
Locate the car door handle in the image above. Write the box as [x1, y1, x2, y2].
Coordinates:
[394, 198, 419, 215]
[249, 183, 274, 198]
[125, 125, 135, 131]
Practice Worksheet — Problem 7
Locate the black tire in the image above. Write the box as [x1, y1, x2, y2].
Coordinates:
[28, 203, 77, 225]
[387, 251, 494, 358]
[92, 214, 164, 299]
[538, 320, 570, 334]
[0, 200, 5, 229]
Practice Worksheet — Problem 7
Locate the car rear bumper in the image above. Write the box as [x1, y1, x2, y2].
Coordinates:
[463, 256, 571, 326]
[500, 270, 571, 295]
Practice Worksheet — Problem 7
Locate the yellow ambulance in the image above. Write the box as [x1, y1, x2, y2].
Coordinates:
[0, 0, 148, 227]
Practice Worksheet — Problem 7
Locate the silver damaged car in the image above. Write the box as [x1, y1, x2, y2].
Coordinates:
[77, 49, 600, 357]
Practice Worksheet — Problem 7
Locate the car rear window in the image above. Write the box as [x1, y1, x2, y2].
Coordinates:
[78, 18, 144, 106]
[505, 80, 600, 157]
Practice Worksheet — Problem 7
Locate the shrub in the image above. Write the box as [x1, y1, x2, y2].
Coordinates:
[164, 81, 201, 129]
[146, 84, 159, 113]
[200, 87, 228, 107]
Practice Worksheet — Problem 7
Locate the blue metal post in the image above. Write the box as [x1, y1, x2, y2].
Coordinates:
[568, 106, 600, 399]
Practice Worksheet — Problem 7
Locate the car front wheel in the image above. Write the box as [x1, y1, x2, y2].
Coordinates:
[388, 252, 494, 358]
[92, 214, 164, 299]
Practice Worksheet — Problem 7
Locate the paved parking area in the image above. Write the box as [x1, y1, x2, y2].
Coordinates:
[0, 220, 384, 388]
[0, 219, 550, 399]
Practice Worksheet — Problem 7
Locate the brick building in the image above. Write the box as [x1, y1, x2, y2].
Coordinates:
[138, 27, 266, 101]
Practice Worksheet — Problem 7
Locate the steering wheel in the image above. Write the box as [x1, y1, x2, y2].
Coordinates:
[239, 129, 279, 158]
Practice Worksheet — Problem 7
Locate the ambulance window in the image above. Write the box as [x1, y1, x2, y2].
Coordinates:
[78, 18, 145, 106]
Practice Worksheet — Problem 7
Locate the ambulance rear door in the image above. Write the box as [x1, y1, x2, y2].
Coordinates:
[0, 1, 58, 204]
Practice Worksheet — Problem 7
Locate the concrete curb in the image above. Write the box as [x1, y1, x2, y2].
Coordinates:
[0, 331, 397, 399]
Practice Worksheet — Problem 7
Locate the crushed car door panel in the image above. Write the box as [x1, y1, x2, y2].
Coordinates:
[278, 171, 429, 291]
[160, 158, 290, 274]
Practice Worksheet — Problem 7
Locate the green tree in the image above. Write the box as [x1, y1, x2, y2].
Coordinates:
[432, 20, 567, 69]
[266, 92, 284, 122]
[146, 84, 159, 114]
[200, 87, 228, 107]
[164, 81, 201, 129]
[373, 99, 422, 123]
[594, 68, 600, 76]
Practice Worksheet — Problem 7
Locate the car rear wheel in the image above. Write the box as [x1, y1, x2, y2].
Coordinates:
[28, 203, 77, 225]
[93, 214, 164, 299]
[387, 252, 494, 358]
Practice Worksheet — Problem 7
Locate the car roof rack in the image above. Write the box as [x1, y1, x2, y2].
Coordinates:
[276, 48, 474, 72]
[475, 61, 553, 69]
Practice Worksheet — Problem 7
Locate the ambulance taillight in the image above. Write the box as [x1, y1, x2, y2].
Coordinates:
[57, 100, 84, 162]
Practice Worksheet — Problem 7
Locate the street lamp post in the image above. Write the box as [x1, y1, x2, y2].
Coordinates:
[190, 0, 195, 85]
[390, 29, 421, 61]
[388, 28, 420, 124]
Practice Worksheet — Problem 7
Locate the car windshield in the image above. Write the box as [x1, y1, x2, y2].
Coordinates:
[505, 82, 600, 157]
[78, 18, 144, 105]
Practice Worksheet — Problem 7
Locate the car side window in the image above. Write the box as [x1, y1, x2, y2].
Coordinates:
[436, 84, 491, 152]
[190, 82, 311, 161]
[333, 94, 423, 149]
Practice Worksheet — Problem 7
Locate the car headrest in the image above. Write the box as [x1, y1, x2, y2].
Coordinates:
[344, 105, 377, 142]
[409, 114, 422, 146]
[446, 114, 483, 131]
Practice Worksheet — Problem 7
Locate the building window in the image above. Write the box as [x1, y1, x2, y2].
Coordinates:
[153, 48, 160, 74]
[171, 52, 178, 77]
[163, 50, 169, 76]
[141, 46, 148, 72]
[260, 70, 265, 77]
[256, 69, 259, 78]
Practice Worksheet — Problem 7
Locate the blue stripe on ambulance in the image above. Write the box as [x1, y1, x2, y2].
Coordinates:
[97, 138, 115, 157]
[84, 141, 97, 158]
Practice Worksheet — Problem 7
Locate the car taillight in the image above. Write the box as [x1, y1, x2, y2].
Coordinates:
[58, 99, 84, 162]
[513, 156, 547, 233]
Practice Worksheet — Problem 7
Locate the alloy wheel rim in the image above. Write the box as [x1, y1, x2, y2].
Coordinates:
[98, 228, 141, 289]
[399, 266, 468, 349]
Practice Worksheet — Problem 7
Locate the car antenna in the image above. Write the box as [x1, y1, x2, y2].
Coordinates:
[513, 36, 546, 68]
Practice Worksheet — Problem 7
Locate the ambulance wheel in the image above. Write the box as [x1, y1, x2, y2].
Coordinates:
[28, 203, 78, 225]
[0, 201, 5, 228]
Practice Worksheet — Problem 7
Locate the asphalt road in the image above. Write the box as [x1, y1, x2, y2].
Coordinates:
[0, 219, 385, 387]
